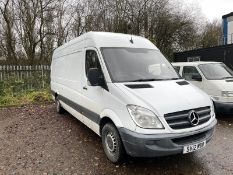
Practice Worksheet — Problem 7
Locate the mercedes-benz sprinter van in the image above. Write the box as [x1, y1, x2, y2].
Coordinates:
[51, 32, 217, 163]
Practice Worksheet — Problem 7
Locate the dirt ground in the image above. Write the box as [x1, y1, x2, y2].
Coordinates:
[0, 104, 232, 175]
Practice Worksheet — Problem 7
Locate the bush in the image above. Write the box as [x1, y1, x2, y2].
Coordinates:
[0, 89, 53, 107]
[0, 82, 4, 96]
[27, 90, 52, 103]
[0, 70, 52, 107]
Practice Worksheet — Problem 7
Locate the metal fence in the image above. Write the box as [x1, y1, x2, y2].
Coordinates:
[0, 65, 50, 95]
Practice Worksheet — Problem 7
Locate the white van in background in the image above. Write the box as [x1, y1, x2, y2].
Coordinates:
[51, 32, 217, 163]
[172, 62, 233, 114]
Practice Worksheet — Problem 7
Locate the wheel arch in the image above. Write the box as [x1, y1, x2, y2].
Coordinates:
[99, 109, 124, 136]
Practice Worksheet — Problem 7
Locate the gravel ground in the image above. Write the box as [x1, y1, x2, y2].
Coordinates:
[0, 104, 232, 175]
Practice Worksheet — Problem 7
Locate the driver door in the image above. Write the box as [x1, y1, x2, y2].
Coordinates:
[182, 66, 204, 89]
[79, 48, 107, 132]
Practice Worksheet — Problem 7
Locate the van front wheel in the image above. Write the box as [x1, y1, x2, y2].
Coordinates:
[102, 123, 125, 163]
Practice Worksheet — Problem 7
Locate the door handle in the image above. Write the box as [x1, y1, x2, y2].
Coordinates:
[83, 87, 88, 90]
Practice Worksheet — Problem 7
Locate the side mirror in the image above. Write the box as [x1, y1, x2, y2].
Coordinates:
[88, 68, 105, 86]
[192, 74, 202, 82]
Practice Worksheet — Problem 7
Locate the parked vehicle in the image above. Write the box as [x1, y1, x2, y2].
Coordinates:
[172, 61, 233, 115]
[51, 32, 217, 163]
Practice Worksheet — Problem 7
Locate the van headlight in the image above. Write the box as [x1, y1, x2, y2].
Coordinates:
[210, 101, 215, 117]
[127, 105, 164, 129]
[222, 91, 233, 97]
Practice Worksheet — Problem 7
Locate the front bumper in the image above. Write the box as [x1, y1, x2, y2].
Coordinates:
[118, 119, 217, 157]
[214, 101, 233, 114]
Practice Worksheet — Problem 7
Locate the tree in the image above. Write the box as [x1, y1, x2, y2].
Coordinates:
[0, 0, 17, 64]
[0, 0, 217, 64]
[200, 20, 222, 48]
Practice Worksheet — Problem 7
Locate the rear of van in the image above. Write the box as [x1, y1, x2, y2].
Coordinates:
[51, 32, 217, 163]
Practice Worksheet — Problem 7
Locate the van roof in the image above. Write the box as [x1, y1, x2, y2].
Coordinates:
[172, 61, 222, 66]
[54, 32, 159, 55]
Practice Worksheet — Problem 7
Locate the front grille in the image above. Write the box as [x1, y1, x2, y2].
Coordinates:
[172, 131, 208, 145]
[164, 106, 211, 130]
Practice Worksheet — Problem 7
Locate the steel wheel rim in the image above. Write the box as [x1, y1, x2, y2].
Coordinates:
[105, 132, 117, 153]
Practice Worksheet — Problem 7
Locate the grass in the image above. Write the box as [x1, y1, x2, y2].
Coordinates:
[0, 88, 53, 108]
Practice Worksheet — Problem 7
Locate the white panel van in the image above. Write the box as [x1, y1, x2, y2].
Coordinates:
[172, 62, 233, 115]
[51, 32, 217, 163]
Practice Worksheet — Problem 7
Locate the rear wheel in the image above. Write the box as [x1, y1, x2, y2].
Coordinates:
[101, 123, 125, 163]
[55, 97, 65, 114]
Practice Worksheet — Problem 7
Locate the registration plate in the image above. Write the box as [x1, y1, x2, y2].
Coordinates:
[183, 141, 206, 154]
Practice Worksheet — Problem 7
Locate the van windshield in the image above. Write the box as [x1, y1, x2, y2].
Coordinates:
[101, 48, 180, 82]
[198, 63, 233, 80]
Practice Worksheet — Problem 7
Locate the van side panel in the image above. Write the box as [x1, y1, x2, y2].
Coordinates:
[51, 41, 85, 125]
[51, 50, 83, 94]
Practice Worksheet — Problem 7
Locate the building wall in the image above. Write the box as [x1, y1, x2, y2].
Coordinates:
[174, 44, 233, 69]
[223, 12, 233, 45]
[228, 17, 233, 44]
[223, 17, 228, 45]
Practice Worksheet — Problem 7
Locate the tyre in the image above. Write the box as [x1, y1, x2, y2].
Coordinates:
[101, 123, 125, 163]
[55, 97, 65, 114]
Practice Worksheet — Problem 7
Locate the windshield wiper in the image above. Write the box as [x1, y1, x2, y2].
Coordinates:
[129, 78, 181, 82]
[168, 78, 182, 80]
[222, 76, 233, 79]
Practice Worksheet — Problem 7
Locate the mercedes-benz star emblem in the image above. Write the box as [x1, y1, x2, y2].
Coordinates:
[188, 110, 199, 126]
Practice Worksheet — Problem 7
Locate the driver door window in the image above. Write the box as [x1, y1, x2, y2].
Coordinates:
[182, 66, 201, 81]
[85, 50, 102, 76]
[85, 50, 104, 83]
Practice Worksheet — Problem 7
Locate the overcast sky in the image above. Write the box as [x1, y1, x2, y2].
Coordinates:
[186, 0, 233, 21]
